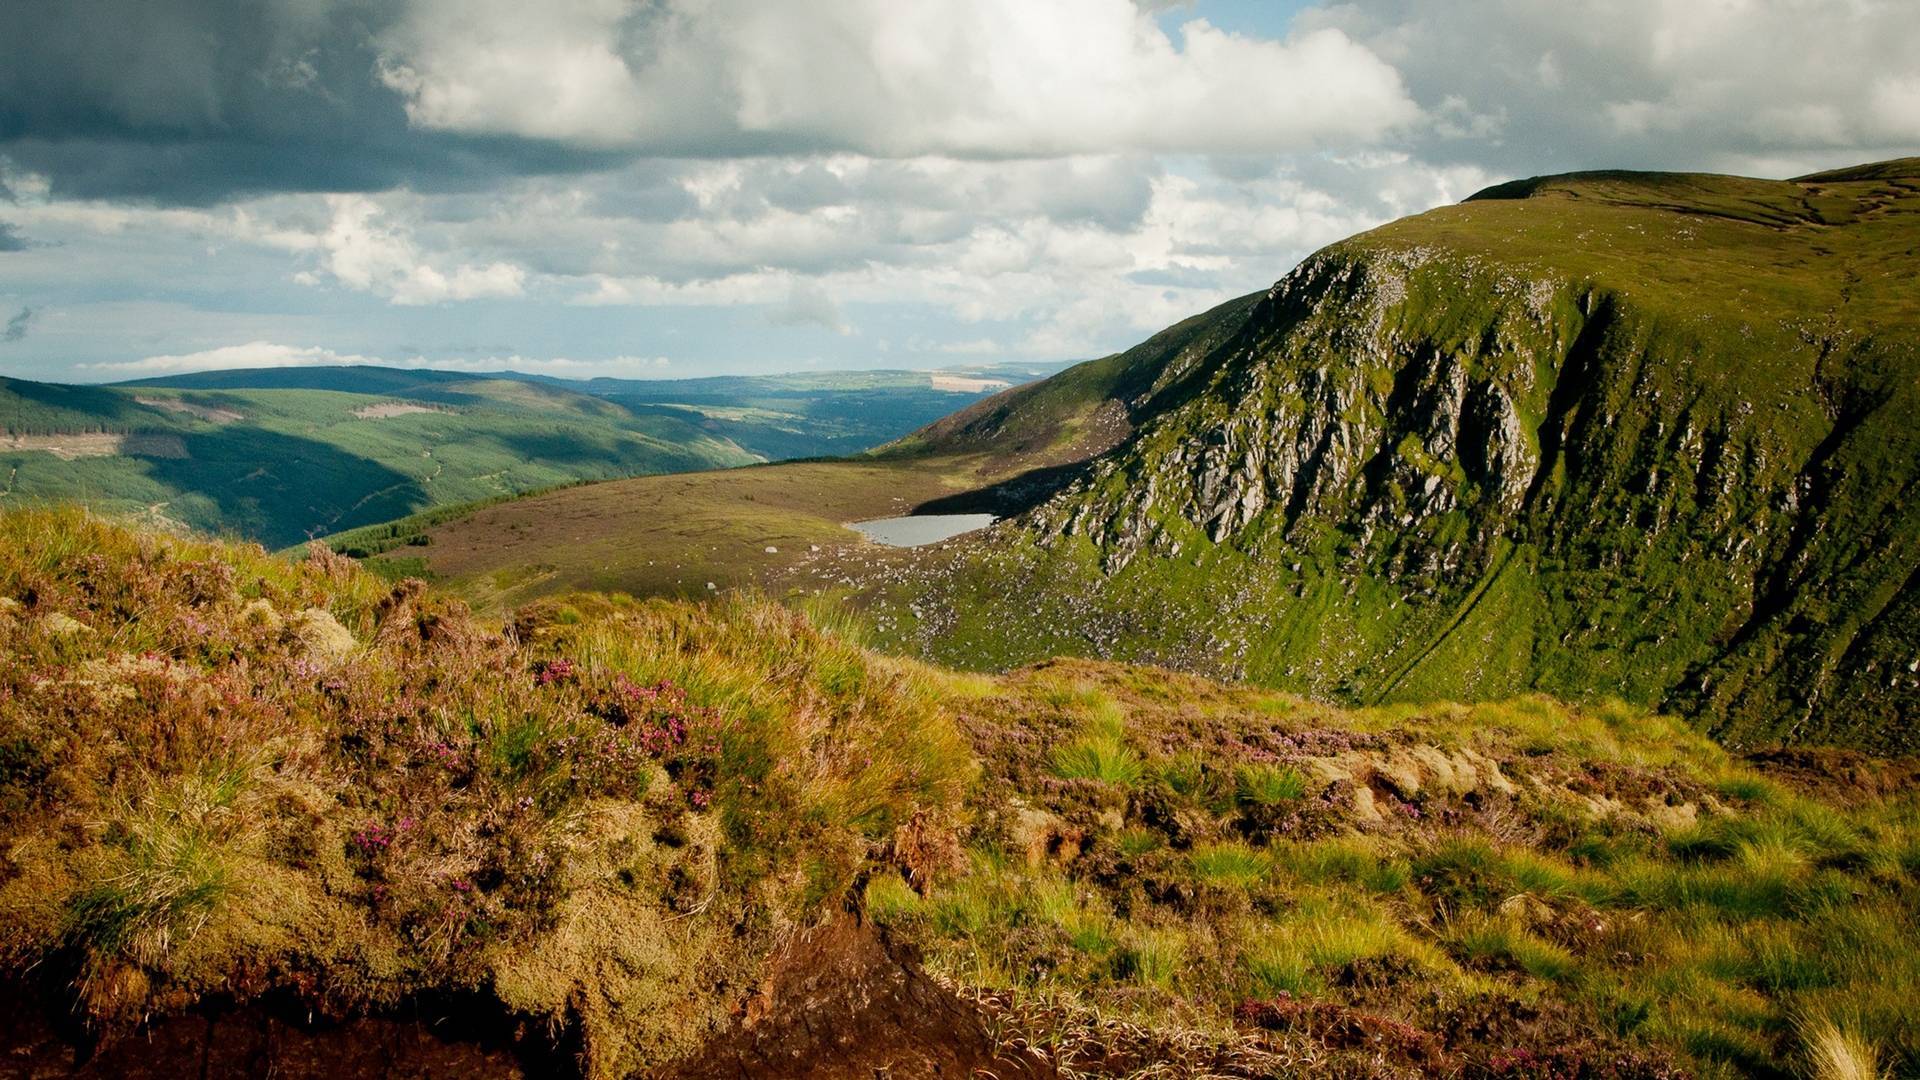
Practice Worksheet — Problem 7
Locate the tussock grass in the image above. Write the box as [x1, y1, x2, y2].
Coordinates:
[1802, 1016, 1885, 1080]
[1235, 762, 1309, 805]
[1190, 842, 1269, 889]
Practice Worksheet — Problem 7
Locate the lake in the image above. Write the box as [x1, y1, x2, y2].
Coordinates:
[848, 513, 997, 547]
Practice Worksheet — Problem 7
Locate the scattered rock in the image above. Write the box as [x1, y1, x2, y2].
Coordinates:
[36, 612, 89, 637]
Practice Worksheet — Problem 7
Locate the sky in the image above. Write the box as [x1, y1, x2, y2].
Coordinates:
[0, 0, 1916, 384]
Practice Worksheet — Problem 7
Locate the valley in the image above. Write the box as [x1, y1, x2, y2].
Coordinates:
[0, 363, 1052, 548]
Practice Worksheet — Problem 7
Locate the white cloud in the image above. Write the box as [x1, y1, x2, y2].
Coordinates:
[83, 341, 678, 380]
[305, 195, 526, 305]
[374, 0, 1418, 156]
[84, 341, 380, 375]
[1302, 0, 1920, 174]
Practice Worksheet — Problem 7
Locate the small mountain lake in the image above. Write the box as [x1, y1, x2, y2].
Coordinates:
[848, 513, 997, 547]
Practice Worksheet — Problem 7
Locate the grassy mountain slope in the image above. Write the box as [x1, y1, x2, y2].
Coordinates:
[132, 363, 1061, 462]
[4, 509, 1919, 1077]
[877, 160, 1920, 752]
[1, 374, 755, 547]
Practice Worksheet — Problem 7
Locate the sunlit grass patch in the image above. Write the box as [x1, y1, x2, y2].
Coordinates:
[1269, 836, 1411, 895]
[1118, 925, 1186, 988]
[1246, 899, 1422, 995]
[1051, 735, 1143, 786]
[1190, 842, 1269, 889]
[1236, 762, 1309, 806]
[1451, 914, 1581, 984]
[1801, 1015, 1886, 1080]
[864, 874, 922, 921]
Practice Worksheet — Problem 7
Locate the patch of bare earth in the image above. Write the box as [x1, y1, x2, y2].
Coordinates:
[0, 433, 188, 460]
[133, 396, 245, 423]
[352, 402, 445, 419]
[656, 913, 1054, 1080]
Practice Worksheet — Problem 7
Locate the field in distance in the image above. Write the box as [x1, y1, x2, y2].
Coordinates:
[1, 362, 1056, 548]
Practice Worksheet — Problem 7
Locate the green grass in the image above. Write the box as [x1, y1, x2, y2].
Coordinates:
[1236, 762, 1309, 805]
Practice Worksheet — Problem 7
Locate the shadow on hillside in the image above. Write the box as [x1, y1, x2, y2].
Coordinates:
[146, 427, 427, 547]
[911, 459, 1098, 518]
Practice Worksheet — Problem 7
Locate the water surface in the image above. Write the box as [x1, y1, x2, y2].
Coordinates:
[848, 513, 996, 547]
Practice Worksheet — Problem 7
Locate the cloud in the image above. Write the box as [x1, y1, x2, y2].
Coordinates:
[1299, 0, 1920, 174]
[298, 195, 526, 304]
[2, 307, 32, 343]
[83, 341, 381, 375]
[0, 223, 26, 252]
[376, 0, 1417, 157]
[767, 280, 849, 334]
[2, 0, 1414, 204]
[81, 341, 680, 380]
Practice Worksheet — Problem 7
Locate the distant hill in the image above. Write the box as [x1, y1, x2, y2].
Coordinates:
[1, 363, 1051, 547]
[128, 362, 1065, 462]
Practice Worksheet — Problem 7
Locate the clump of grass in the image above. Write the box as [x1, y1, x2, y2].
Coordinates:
[1119, 925, 1185, 988]
[1032, 878, 1115, 956]
[1050, 704, 1142, 786]
[1190, 842, 1269, 889]
[864, 874, 921, 921]
[1051, 735, 1143, 785]
[1270, 836, 1410, 895]
[1246, 901, 1416, 995]
[1802, 1015, 1886, 1080]
[1236, 763, 1309, 806]
[1453, 914, 1581, 984]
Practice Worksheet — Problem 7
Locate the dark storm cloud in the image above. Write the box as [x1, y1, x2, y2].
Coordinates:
[0, 0, 621, 204]
[2, 308, 33, 343]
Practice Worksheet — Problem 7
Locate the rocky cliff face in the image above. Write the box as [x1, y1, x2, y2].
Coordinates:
[957, 164, 1920, 751]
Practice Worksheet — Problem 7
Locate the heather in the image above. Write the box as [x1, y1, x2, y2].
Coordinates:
[3, 508, 1918, 1077]
[0, 507, 971, 1076]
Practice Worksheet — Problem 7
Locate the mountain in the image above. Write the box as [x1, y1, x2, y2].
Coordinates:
[4, 508, 1917, 1077]
[901, 159, 1920, 752]
[1, 364, 1049, 548]
[367, 159, 1920, 753]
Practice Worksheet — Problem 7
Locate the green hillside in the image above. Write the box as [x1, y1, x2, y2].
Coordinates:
[132, 362, 1062, 462]
[1, 364, 1047, 548]
[889, 160, 1920, 752]
[324, 326, 1233, 606]
[1, 375, 756, 547]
